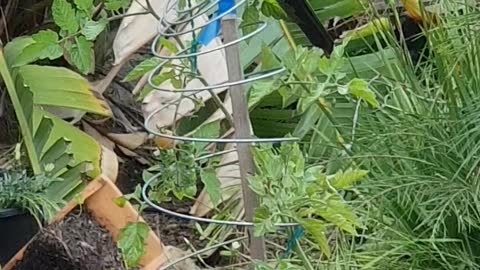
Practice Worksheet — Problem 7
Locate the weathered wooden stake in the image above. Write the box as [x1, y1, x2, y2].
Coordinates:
[221, 14, 266, 263]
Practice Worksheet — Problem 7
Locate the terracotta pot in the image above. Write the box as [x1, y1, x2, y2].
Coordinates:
[2, 175, 167, 270]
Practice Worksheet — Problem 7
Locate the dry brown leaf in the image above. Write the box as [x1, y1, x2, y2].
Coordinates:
[82, 122, 116, 151]
[100, 146, 119, 183]
[113, 0, 177, 65]
[107, 132, 148, 150]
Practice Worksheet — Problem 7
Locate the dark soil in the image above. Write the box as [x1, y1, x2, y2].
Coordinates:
[14, 208, 138, 270]
[143, 199, 208, 251]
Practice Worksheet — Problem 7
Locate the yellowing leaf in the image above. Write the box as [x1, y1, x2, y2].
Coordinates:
[18, 65, 111, 116]
[332, 168, 368, 189]
[118, 222, 149, 267]
[301, 219, 331, 258]
[340, 17, 392, 40]
[347, 78, 379, 108]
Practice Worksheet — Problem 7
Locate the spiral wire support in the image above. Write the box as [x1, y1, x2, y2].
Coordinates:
[141, 0, 300, 267]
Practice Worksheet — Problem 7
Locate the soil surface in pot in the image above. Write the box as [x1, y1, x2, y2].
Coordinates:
[14, 208, 139, 270]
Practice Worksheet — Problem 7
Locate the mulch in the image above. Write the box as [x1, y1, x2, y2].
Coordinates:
[14, 208, 139, 270]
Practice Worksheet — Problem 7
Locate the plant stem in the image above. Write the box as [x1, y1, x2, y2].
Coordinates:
[279, 20, 297, 49]
[0, 42, 41, 174]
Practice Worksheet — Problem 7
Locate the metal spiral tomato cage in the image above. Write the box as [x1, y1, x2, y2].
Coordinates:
[141, 0, 300, 268]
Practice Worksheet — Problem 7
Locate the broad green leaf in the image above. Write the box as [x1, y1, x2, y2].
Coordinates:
[74, 0, 94, 13]
[261, 0, 288, 20]
[124, 57, 163, 81]
[332, 168, 368, 189]
[248, 80, 276, 108]
[159, 37, 178, 54]
[260, 46, 281, 71]
[68, 36, 94, 74]
[254, 206, 275, 236]
[137, 71, 175, 100]
[298, 83, 326, 113]
[341, 17, 392, 40]
[301, 219, 331, 258]
[241, 5, 260, 35]
[14, 30, 63, 67]
[33, 109, 102, 178]
[347, 78, 379, 107]
[118, 222, 149, 267]
[18, 65, 111, 116]
[52, 0, 79, 34]
[190, 121, 220, 152]
[81, 19, 108, 41]
[315, 195, 360, 235]
[105, 0, 131, 11]
[249, 175, 267, 196]
[4, 36, 35, 68]
[200, 168, 221, 207]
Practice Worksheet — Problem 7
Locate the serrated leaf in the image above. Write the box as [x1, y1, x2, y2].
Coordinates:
[81, 18, 108, 41]
[74, 0, 93, 13]
[315, 195, 361, 235]
[105, 0, 131, 11]
[301, 219, 331, 258]
[124, 57, 163, 81]
[68, 36, 94, 74]
[52, 0, 79, 34]
[14, 30, 63, 67]
[200, 168, 221, 207]
[254, 206, 275, 236]
[261, 0, 287, 20]
[347, 78, 379, 107]
[332, 168, 368, 189]
[118, 222, 149, 267]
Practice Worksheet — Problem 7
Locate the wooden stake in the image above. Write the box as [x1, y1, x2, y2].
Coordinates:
[221, 14, 266, 263]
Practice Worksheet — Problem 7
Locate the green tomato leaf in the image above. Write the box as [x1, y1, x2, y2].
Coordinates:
[74, 0, 94, 13]
[347, 78, 379, 108]
[248, 80, 276, 108]
[261, 0, 287, 20]
[260, 45, 281, 71]
[301, 219, 331, 258]
[81, 18, 108, 41]
[254, 206, 275, 236]
[125, 57, 163, 81]
[200, 168, 221, 207]
[118, 222, 149, 267]
[332, 168, 368, 190]
[68, 36, 94, 74]
[105, 0, 131, 11]
[14, 30, 63, 67]
[159, 37, 178, 54]
[52, 0, 79, 34]
[240, 5, 260, 35]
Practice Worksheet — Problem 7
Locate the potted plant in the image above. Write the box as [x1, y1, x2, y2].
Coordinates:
[0, 170, 59, 265]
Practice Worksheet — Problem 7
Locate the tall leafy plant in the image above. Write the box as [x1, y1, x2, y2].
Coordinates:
[0, 38, 112, 214]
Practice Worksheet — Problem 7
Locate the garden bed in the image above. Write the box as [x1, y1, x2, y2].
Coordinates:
[14, 208, 138, 270]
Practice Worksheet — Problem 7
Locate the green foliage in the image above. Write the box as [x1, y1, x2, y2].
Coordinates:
[0, 171, 60, 221]
[249, 143, 366, 257]
[14, 31, 63, 67]
[13, 0, 131, 74]
[105, 0, 132, 12]
[118, 222, 149, 267]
